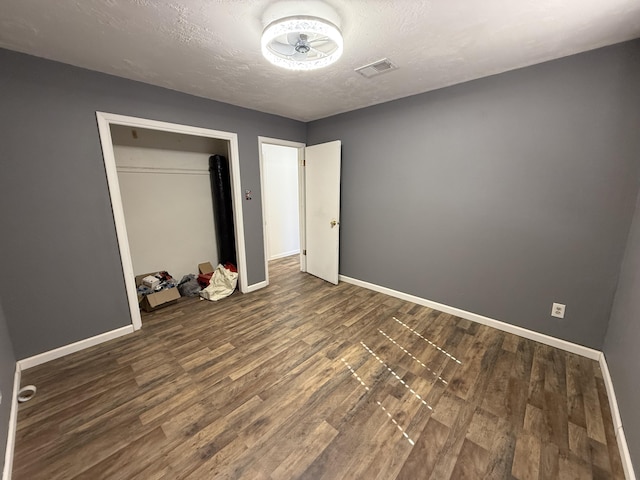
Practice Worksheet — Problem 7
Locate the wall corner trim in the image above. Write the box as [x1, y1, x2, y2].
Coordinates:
[2, 365, 21, 480]
[599, 353, 637, 480]
[17, 325, 135, 371]
[246, 281, 268, 293]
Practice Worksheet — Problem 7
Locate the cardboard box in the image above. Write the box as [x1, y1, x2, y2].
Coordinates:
[135, 272, 181, 312]
[198, 262, 215, 274]
[197, 262, 215, 288]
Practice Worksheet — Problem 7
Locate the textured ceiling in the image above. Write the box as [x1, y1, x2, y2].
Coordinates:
[1, 0, 640, 121]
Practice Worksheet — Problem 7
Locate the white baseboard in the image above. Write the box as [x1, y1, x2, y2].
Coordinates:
[245, 280, 268, 293]
[17, 325, 135, 371]
[269, 250, 300, 261]
[339, 275, 601, 360]
[4, 326, 135, 477]
[599, 353, 636, 480]
[2, 365, 21, 480]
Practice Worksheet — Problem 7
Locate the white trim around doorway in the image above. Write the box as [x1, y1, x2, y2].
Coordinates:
[96, 112, 248, 330]
[258, 137, 306, 287]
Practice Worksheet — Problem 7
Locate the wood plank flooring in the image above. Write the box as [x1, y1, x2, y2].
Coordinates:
[13, 256, 625, 479]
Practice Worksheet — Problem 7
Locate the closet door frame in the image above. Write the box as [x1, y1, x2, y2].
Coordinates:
[96, 112, 247, 330]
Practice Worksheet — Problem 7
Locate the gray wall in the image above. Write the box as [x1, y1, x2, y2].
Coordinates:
[0, 48, 305, 359]
[0, 298, 16, 473]
[603, 188, 640, 475]
[308, 40, 640, 349]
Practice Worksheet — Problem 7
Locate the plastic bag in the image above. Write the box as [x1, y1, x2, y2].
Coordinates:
[200, 264, 238, 301]
[178, 274, 201, 297]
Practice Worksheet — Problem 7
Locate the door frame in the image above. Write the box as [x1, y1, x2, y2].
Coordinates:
[258, 136, 306, 286]
[96, 112, 248, 330]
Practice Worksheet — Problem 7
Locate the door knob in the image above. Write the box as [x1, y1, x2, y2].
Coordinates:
[330, 220, 339, 228]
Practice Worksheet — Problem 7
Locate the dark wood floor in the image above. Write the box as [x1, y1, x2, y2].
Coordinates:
[14, 256, 624, 479]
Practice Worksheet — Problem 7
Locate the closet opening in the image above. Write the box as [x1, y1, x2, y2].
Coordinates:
[97, 112, 247, 330]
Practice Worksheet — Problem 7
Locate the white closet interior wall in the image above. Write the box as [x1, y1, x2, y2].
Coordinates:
[111, 125, 229, 281]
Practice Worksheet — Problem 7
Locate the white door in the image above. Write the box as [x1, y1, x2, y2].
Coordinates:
[305, 140, 341, 284]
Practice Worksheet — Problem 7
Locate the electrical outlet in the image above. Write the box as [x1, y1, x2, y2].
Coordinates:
[551, 303, 566, 319]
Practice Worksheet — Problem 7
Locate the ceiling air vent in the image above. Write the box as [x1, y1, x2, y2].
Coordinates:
[355, 58, 397, 78]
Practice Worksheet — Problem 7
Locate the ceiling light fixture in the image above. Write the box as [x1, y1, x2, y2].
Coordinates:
[261, 16, 343, 71]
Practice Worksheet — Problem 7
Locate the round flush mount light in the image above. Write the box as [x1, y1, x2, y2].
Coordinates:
[261, 16, 343, 71]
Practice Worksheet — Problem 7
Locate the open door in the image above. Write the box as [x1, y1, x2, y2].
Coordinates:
[305, 140, 341, 284]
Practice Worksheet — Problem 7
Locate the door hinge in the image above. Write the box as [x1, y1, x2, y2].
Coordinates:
[303, 249, 307, 255]
[302, 159, 306, 166]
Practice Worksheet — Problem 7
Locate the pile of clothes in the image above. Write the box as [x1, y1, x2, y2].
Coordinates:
[177, 274, 201, 297]
[196, 262, 237, 288]
[199, 263, 238, 302]
[135, 264, 238, 303]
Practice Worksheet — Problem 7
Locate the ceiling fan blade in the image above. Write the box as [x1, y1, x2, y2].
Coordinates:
[287, 32, 301, 46]
[309, 47, 328, 58]
[270, 41, 296, 56]
[308, 36, 330, 44]
[292, 51, 308, 61]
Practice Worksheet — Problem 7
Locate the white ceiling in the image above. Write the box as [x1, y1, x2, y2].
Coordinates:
[1, 0, 640, 122]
